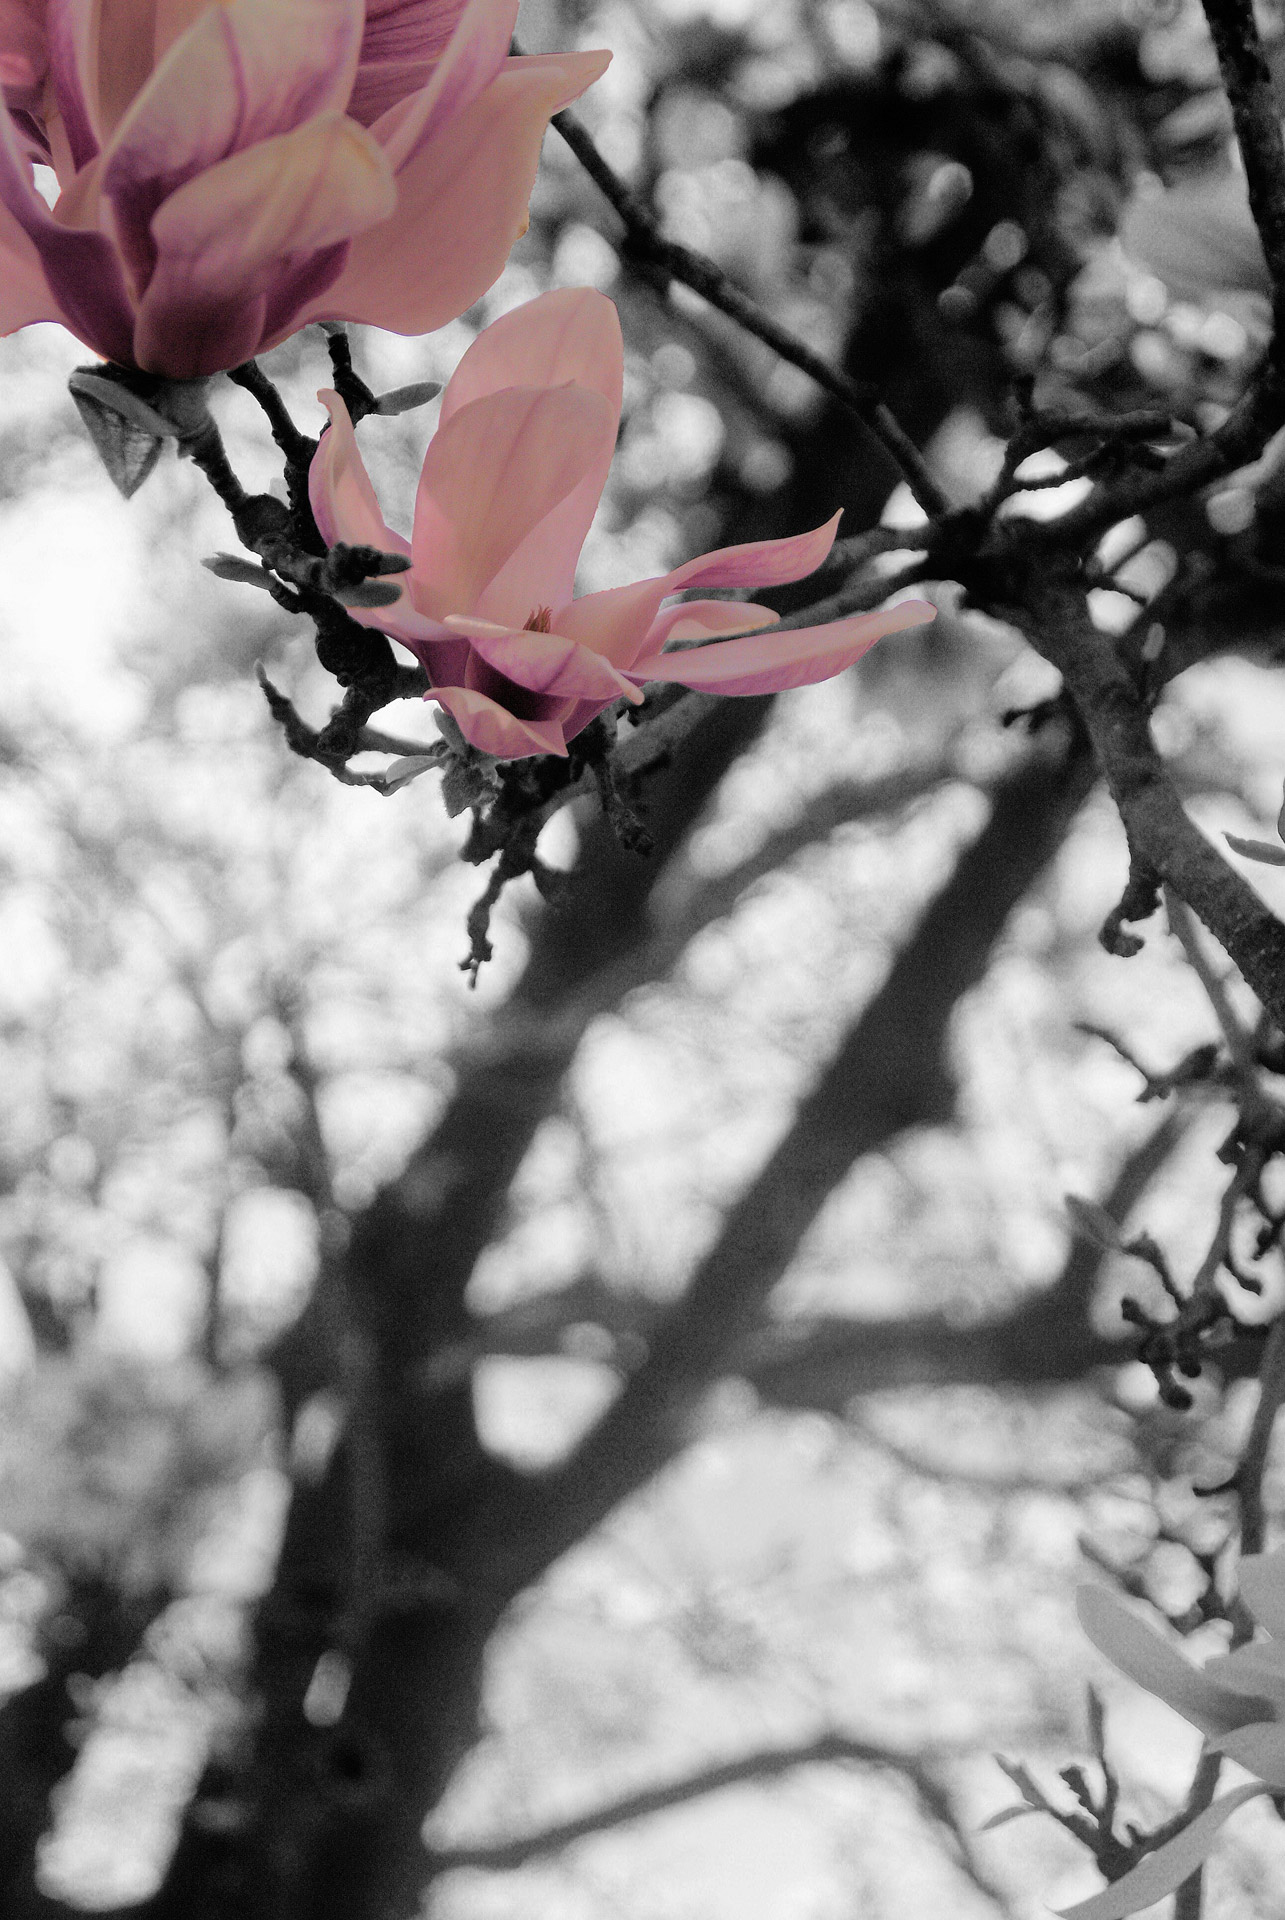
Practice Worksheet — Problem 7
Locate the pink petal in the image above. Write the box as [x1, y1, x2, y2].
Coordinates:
[308, 386, 449, 647]
[134, 111, 395, 377]
[554, 576, 679, 670]
[431, 684, 568, 759]
[411, 383, 615, 618]
[296, 50, 610, 339]
[56, 0, 208, 154]
[438, 287, 622, 621]
[0, 0, 47, 116]
[360, 0, 468, 63]
[624, 600, 935, 697]
[295, 404, 452, 650]
[1239, 1548, 1285, 1638]
[444, 615, 645, 705]
[346, 55, 435, 128]
[560, 698, 613, 746]
[309, 388, 410, 554]
[0, 108, 135, 361]
[60, 0, 248, 154]
[550, 512, 843, 672]
[643, 599, 778, 650]
[348, 2, 469, 123]
[1076, 1585, 1263, 1740]
[0, 218, 65, 333]
[364, 0, 517, 172]
[45, 0, 106, 165]
[101, 0, 365, 292]
[663, 510, 841, 595]
[6, 107, 49, 166]
[440, 285, 622, 422]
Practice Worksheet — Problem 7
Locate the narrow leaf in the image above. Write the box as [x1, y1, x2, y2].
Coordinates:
[1056, 1783, 1270, 1919]
[1076, 1587, 1253, 1738]
[373, 380, 442, 415]
[380, 754, 442, 793]
[203, 554, 273, 590]
[333, 580, 403, 608]
[1225, 833, 1285, 867]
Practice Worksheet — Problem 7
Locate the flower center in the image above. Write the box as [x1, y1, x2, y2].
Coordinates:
[524, 606, 553, 633]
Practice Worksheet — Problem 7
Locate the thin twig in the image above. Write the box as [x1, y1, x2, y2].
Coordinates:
[1172, 1751, 1224, 1920]
[1234, 1309, 1285, 1566]
[1187, 1148, 1265, 1319]
[1013, 574, 1285, 1036]
[1166, 887, 1261, 1091]
[427, 1730, 968, 1874]
[544, 96, 949, 520]
[227, 361, 317, 468]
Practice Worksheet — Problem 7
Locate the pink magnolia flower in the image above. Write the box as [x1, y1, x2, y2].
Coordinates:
[0, 0, 607, 378]
[308, 287, 937, 759]
[1055, 1561, 1285, 1920]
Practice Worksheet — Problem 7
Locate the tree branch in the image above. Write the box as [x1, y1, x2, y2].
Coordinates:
[470, 731, 1095, 1588]
[1233, 1309, 1285, 1563]
[427, 1731, 965, 1875]
[1013, 574, 1285, 1031]
[1201, 0, 1285, 348]
[543, 94, 948, 520]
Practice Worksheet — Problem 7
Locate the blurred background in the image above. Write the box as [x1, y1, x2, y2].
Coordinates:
[5, 0, 1285, 1914]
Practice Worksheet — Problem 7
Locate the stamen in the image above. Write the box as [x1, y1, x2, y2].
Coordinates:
[524, 605, 553, 633]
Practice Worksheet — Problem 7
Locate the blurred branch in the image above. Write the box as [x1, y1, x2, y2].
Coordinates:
[438, 1094, 1191, 1397]
[488, 753, 965, 1056]
[746, 1103, 1188, 1406]
[1232, 1309, 1285, 1565]
[540, 88, 948, 520]
[427, 1729, 974, 1878]
[275, 696, 781, 1392]
[1173, 1752, 1223, 1920]
[271, 992, 387, 1657]
[481, 732, 1095, 1582]
[845, 1411, 1127, 1496]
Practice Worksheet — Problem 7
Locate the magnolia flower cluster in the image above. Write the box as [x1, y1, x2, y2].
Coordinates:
[0, 0, 605, 376]
[0, 0, 936, 757]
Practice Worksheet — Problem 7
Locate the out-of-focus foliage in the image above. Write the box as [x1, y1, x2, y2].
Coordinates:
[6, 1, 1285, 1917]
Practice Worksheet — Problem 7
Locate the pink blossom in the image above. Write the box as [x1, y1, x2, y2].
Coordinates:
[308, 287, 936, 760]
[0, 0, 607, 378]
